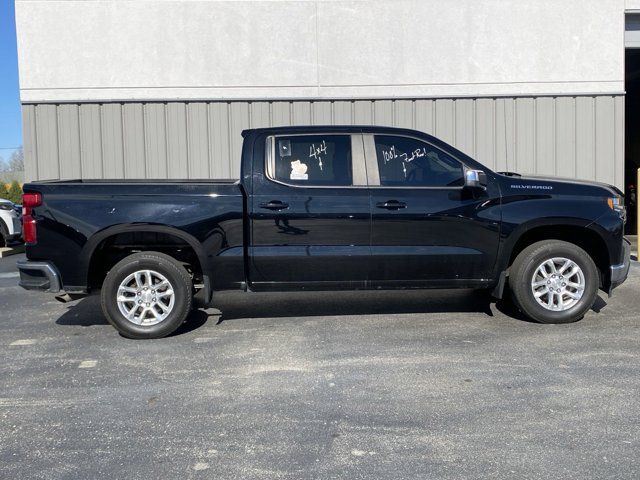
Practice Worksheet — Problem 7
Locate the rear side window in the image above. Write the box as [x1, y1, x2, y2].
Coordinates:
[374, 135, 464, 187]
[271, 135, 353, 186]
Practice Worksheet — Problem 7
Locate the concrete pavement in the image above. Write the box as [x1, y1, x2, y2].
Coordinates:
[1, 254, 639, 479]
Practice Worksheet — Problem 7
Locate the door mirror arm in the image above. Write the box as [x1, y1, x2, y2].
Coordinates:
[464, 169, 488, 190]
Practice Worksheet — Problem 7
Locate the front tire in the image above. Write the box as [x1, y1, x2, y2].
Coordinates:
[0, 220, 8, 248]
[509, 240, 599, 324]
[101, 252, 193, 339]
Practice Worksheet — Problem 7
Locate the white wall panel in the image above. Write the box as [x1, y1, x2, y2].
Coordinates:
[475, 99, 495, 169]
[78, 104, 102, 178]
[595, 97, 617, 186]
[535, 97, 555, 176]
[576, 97, 597, 181]
[415, 100, 435, 135]
[57, 104, 81, 179]
[144, 103, 168, 179]
[515, 98, 536, 175]
[312, 102, 332, 125]
[271, 102, 291, 127]
[555, 97, 577, 179]
[353, 101, 373, 125]
[15, 0, 625, 102]
[101, 103, 124, 178]
[22, 105, 38, 180]
[455, 100, 475, 159]
[35, 104, 60, 180]
[166, 103, 188, 178]
[122, 104, 146, 178]
[208, 102, 230, 179]
[435, 100, 455, 146]
[186, 103, 209, 178]
[333, 101, 352, 125]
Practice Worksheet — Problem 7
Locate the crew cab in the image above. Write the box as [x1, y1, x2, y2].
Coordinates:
[17, 126, 631, 338]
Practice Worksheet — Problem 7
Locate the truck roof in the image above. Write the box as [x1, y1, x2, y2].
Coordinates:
[241, 125, 434, 138]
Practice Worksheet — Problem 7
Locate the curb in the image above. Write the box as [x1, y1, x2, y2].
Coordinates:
[0, 245, 25, 258]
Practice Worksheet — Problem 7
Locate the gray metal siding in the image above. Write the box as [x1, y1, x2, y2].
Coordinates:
[22, 95, 625, 188]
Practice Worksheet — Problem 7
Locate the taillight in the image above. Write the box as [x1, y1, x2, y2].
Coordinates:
[22, 193, 42, 209]
[22, 193, 42, 244]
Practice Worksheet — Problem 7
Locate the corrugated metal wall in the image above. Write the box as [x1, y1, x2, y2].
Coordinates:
[22, 95, 625, 188]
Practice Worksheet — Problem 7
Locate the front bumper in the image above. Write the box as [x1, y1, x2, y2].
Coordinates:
[610, 238, 631, 291]
[17, 260, 62, 293]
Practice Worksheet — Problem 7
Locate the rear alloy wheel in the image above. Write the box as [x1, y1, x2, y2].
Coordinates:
[101, 252, 193, 339]
[116, 269, 176, 326]
[509, 240, 599, 324]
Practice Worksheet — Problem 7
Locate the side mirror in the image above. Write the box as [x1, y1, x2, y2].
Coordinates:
[464, 169, 487, 189]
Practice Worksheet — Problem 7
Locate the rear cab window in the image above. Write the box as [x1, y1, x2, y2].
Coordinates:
[374, 135, 464, 187]
[269, 135, 353, 186]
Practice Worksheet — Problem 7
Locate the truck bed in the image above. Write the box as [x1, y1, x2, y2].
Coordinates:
[22, 180, 245, 292]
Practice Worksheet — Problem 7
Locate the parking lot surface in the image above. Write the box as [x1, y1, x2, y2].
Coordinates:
[1, 253, 639, 479]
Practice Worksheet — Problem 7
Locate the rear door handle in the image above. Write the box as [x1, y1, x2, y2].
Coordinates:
[376, 200, 407, 210]
[259, 200, 289, 211]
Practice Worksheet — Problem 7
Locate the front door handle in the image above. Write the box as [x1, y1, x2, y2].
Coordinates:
[259, 200, 289, 211]
[376, 200, 407, 210]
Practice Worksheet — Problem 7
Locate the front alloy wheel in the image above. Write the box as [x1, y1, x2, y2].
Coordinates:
[509, 240, 598, 324]
[530, 257, 585, 312]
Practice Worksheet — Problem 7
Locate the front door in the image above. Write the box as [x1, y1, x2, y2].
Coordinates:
[249, 133, 371, 290]
[365, 133, 501, 287]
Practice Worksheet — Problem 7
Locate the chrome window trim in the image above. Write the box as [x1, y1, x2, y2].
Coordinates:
[363, 133, 470, 190]
[264, 133, 369, 190]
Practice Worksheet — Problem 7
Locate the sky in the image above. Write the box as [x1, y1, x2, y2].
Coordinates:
[0, 0, 22, 162]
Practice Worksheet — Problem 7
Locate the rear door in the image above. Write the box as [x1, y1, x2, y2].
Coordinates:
[249, 133, 371, 290]
[365, 133, 501, 287]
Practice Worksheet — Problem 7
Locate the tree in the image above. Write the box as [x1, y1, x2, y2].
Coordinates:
[7, 181, 22, 204]
[0, 182, 9, 200]
[8, 148, 24, 173]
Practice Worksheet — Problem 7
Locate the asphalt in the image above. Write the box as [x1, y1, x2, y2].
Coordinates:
[0, 253, 639, 479]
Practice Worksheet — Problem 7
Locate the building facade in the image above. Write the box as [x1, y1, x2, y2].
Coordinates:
[14, 0, 639, 190]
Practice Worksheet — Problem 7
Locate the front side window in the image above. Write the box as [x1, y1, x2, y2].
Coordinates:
[272, 135, 352, 186]
[374, 135, 464, 187]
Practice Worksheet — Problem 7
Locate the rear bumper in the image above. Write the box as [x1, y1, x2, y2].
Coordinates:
[17, 260, 62, 293]
[610, 238, 631, 291]
[5, 232, 22, 242]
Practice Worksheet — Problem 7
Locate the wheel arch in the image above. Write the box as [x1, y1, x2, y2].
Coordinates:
[81, 224, 213, 298]
[502, 221, 610, 286]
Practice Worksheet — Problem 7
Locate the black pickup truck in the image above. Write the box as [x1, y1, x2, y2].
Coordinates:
[18, 126, 630, 338]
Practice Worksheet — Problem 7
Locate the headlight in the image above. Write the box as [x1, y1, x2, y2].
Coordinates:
[607, 196, 626, 223]
[0, 203, 13, 211]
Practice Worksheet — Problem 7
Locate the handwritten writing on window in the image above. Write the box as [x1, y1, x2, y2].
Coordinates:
[309, 140, 327, 171]
[382, 145, 429, 177]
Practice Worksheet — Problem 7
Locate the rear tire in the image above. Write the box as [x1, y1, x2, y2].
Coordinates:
[509, 240, 599, 324]
[100, 251, 193, 339]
